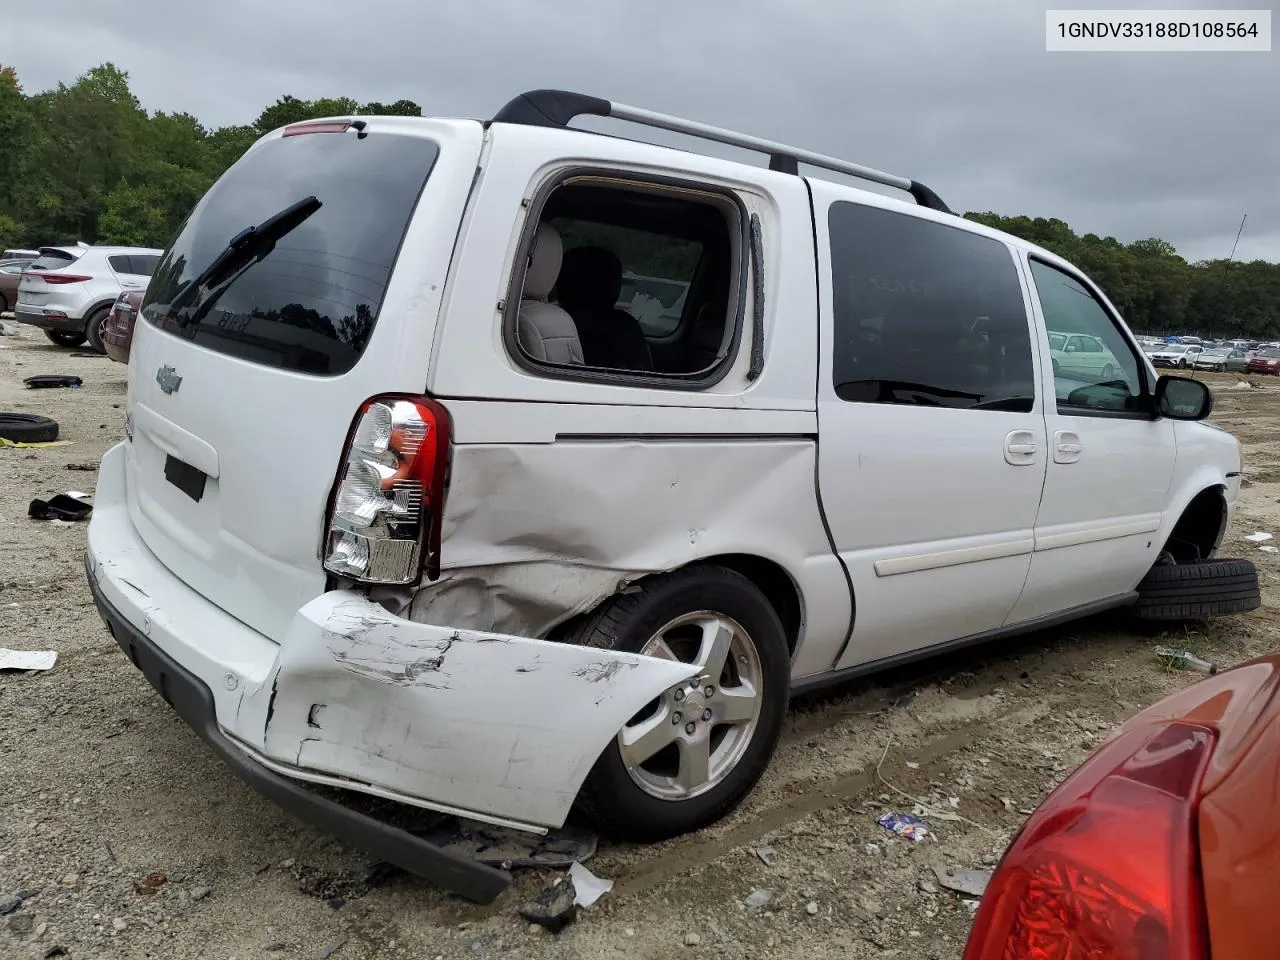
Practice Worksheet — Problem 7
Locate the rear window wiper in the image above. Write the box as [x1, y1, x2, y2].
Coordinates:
[170, 195, 322, 324]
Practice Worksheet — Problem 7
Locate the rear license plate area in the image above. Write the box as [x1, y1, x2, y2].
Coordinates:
[164, 455, 207, 503]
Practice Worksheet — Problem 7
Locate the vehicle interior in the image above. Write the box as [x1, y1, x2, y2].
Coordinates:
[514, 178, 741, 378]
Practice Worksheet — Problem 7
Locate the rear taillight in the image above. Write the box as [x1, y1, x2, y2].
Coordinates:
[37, 273, 92, 284]
[963, 721, 1214, 960]
[323, 395, 451, 584]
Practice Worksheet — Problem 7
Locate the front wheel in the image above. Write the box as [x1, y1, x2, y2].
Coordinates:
[564, 566, 789, 842]
[85, 306, 111, 353]
[1178, 358, 1188, 368]
[44, 330, 87, 348]
[1100, 363, 1115, 379]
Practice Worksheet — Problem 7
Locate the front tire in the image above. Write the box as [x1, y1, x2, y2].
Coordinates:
[1135, 558, 1261, 622]
[565, 566, 789, 842]
[85, 306, 111, 353]
[44, 330, 87, 348]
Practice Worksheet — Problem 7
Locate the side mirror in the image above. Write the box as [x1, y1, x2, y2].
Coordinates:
[1155, 375, 1213, 421]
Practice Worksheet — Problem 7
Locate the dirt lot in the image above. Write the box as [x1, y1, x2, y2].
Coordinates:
[1, 320, 1277, 960]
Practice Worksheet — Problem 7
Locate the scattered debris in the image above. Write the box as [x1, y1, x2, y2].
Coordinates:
[683, 932, 702, 946]
[918, 879, 938, 894]
[1156, 647, 1217, 675]
[111, 916, 127, 932]
[863, 843, 882, 857]
[0, 649, 57, 672]
[0, 894, 22, 916]
[1245, 532, 1273, 543]
[568, 862, 612, 907]
[23, 374, 82, 389]
[805, 901, 819, 916]
[963, 899, 981, 914]
[8, 913, 35, 936]
[754, 845, 777, 866]
[29, 493, 92, 522]
[415, 819, 598, 869]
[66, 462, 98, 471]
[877, 812, 929, 842]
[744, 888, 774, 909]
[265, 943, 286, 952]
[189, 885, 211, 901]
[905, 761, 920, 769]
[315, 937, 347, 960]
[1000, 797, 1015, 811]
[1262, 545, 1279, 554]
[934, 866, 993, 898]
[517, 875, 578, 933]
[134, 872, 167, 895]
[43, 947, 68, 958]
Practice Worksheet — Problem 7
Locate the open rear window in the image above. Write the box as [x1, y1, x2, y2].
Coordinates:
[142, 129, 439, 376]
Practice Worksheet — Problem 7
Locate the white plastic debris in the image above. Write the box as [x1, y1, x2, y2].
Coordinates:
[1260, 545, 1278, 554]
[1245, 532, 1273, 543]
[0, 649, 57, 672]
[568, 861, 612, 908]
[65, 491, 91, 500]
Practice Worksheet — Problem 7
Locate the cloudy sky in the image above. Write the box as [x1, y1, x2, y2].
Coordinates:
[6, 1, 1278, 262]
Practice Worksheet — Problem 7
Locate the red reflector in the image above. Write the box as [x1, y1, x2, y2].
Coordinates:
[963, 721, 1214, 960]
[38, 273, 92, 284]
[282, 121, 353, 137]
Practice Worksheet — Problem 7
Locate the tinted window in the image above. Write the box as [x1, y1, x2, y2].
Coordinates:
[109, 255, 132, 273]
[29, 250, 80, 271]
[129, 255, 160, 277]
[828, 202, 1034, 412]
[1030, 259, 1143, 414]
[142, 131, 439, 376]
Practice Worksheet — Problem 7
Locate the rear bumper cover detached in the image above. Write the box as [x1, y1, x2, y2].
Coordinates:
[85, 442, 695, 901]
[87, 570, 509, 904]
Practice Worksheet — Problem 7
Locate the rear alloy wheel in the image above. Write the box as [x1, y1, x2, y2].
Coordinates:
[44, 330, 87, 348]
[1135, 558, 1261, 622]
[1100, 363, 1115, 379]
[564, 566, 789, 841]
[85, 306, 111, 353]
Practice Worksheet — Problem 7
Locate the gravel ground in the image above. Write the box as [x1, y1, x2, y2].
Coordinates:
[2, 319, 1278, 960]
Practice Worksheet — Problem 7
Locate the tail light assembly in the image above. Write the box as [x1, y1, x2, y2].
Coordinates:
[323, 395, 451, 585]
[35, 273, 93, 284]
[963, 720, 1214, 960]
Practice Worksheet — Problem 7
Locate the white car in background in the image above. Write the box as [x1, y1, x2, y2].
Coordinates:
[1047, 331, 1124, 380]
[15, 243, 163, 350]
[1148, 342, 1204, 369]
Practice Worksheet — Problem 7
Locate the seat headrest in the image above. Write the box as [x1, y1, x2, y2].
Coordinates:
[557, 246, 624, 309]
[523, 223, 562, 301]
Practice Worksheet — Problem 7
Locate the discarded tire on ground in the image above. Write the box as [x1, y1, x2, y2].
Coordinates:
[562, 565, 790, 842]
[0, 412, 59, 444]
[1134, 558, 1261, 622]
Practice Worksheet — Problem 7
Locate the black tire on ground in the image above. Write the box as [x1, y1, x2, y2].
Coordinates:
[562, 565, 790, 842]
[0, 412, 59, 444]
[44, 329, 87, 348]
[1134, 558, 1261, 622]
[85, 306, 110, 353]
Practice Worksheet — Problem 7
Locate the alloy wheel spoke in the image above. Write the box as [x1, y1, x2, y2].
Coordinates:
[619, 709, 679, 768]
[696, 618, 735, 679]
[675, 736, 712, 792]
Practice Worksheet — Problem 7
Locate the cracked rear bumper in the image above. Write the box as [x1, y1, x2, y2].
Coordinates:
[87, 566, 510, 903]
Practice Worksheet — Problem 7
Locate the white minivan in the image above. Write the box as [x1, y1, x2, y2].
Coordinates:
[85, 90, 1257, 903]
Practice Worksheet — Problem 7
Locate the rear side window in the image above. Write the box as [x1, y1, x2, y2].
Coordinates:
[828, 202, 1035, 412]
[29, 250, 80, 271]
[142, 131, 440, 376]
[130, 255, 160, 277]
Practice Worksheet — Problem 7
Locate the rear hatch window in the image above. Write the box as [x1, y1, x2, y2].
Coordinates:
[142, 128, 440, 376]
[28, 249, 82, 271]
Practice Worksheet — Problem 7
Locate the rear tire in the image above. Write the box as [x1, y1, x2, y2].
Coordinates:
[85, 306, 110, 353]
[1134, 558, 1261, 622]
[0, 412, 59, 444]
[564, 566, 790, 842]
[44, 330, 87, 348]
[0, 293, 8, 314]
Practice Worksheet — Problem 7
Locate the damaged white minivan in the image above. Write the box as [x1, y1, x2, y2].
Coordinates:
[86, 89, 1259, 902]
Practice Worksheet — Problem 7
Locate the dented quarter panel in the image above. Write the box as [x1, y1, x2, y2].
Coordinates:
[260, 593, 698, 827]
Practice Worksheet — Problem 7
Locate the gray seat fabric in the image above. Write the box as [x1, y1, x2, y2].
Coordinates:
[517, 224, 584, 365]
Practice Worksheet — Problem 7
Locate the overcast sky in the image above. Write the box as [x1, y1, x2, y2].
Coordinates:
[6, 1, 1278, 263]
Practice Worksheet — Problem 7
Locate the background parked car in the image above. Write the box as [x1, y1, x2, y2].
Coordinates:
[1, 248, 40, 261]
[0, 257, 29, 314]
[1047, 330, 1124, 380]
[101, 288, 144, 363]
[1148, 342, 1203, 368]
[964, 638, 1274, 960]
[14, 244, 162, 350]
[1244, 347, 1280, 376]
[1194, 346, 1247, 372]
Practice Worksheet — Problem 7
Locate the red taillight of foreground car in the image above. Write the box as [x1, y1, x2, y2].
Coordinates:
[963, 721, 1214, 960]
[35, 273, 92, 284]
[323, 395, 452, 585]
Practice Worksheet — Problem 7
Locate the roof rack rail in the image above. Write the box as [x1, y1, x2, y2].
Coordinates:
[491, 89, 952, 214]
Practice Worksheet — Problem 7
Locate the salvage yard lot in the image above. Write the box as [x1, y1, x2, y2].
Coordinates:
[2, 322, 1278, 960]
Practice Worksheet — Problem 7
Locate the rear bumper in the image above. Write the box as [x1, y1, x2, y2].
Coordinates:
[86, 443, 695, 893]
[15, 308, 83, 332]
[87, 568, 510, 904]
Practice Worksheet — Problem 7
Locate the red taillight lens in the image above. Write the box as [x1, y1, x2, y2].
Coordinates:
[37, 273, 92, 284]
[963, 721, 1214, 960]
[323, 395, 451, 584]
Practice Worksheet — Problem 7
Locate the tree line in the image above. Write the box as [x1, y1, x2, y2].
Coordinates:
[2, 63, 1276, 339]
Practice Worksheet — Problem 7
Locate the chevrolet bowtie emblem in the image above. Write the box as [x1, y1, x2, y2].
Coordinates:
[156, 364, 182, 394]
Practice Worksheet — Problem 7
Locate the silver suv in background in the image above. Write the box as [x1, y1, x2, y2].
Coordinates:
[15, 243, 162, 349]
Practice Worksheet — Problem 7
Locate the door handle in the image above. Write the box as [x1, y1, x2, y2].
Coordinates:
[1004, 429, 1039, 465]
[1054, 430, 1082, 464]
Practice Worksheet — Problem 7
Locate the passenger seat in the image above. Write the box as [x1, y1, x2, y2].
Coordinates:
[517, 224, 584, 365]
[556, 246, 652, 371]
